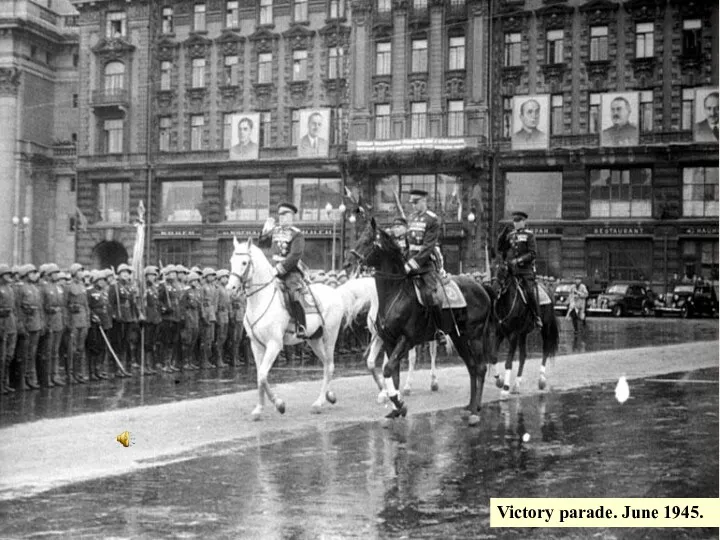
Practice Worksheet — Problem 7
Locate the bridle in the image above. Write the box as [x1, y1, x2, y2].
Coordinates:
[493, 264, 522, 327]
[230, 251, 276, 299]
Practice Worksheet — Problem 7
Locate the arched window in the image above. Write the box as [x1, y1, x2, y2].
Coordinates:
[104, 61, 125, 92]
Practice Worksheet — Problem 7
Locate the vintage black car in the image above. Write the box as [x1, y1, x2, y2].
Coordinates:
[587, 282, 655, 317]
[654, 284, 719, 318]
[553, 277, 601, 314]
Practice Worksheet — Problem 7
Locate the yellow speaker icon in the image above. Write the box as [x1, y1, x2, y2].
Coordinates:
[116, 431, 131, 448]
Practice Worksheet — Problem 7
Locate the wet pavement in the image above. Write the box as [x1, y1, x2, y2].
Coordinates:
[1, 317, 717, 427]
[1, 367, 716, 539]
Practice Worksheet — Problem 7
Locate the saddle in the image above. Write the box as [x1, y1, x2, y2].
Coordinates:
[413, 275, 467, 309]
[514, 280, 552, 306]
[277, 280, 321, 315]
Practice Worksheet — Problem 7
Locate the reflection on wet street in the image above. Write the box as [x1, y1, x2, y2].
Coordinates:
[2, 368, 717, 539]
[0, 318, 717, 427]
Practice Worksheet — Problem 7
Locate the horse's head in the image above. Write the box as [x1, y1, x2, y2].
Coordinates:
[350, 217, 404, 272]
[491, 259, 510, 296]
[227, 235, 253, 291]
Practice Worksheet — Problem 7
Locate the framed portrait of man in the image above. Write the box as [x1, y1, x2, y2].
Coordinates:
[511, 95, 550, 150]
[229, 113, 260, 161]
[693, 87, 719, 143]
[600, 92, 639, 147]
[298, 108, 331, 158]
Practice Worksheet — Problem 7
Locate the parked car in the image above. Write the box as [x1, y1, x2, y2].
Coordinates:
[553, 281, 574, 314]
[654, 283, 719, 318]
[587, 282, 655, 317]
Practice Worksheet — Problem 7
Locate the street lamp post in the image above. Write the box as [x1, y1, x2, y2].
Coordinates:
[11, 215, 30, 265]
[325, 202, 346, 272]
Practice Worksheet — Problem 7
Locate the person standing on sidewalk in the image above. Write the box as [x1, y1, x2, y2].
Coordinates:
[0, 264, 17, 394]
[199, 268, 218, 369]
[566, 274, 589, 333]
[180, 272, 202, 371]
[17, 264, 43, 390]
[158, 265, 182, 373]
[214, 269, 231, 367]
[41, 264, 66, 388]
[141, 266, 161, 375]
[66, 264, 90, 383]
[108, 264, 141, 375]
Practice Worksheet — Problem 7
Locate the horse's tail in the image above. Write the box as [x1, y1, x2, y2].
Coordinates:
[337, 279, 375, 330]
[478, 284, 498, 365]
[541, 304, 560, 359]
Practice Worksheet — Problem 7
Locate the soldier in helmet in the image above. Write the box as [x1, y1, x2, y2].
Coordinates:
[16, 264, 43, 390]
[0, 264, 17, 394]
[108, 263, 141, 374]
[40, 264, 66, 387]
[66, 263, 90, 383]
[228, 279, 247, 367]
[158, 265, 182, 372]
[199, 267, 218, 368]
[87, 270, 116, 380]
[141, 266, 161, 375]
[214, 269, 231, 367]
[180, 272, 203, 371]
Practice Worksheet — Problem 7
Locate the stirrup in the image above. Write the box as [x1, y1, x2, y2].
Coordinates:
[535, 316, 543, 328]
[296, 324, 307, 338]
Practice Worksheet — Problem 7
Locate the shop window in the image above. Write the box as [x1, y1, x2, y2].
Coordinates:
[586, 239, 652, 283]
[374, 174, 461, 221]
[292, 177, 342, 221]
[683, 167, 719, 217]
[589, 168, 652, 218]
[156, 239, 201, 268]
[224, 179, 270, 221]
[681, 240, 719, 281]
[161, 181, 203, 222]
[535, 238, 561, 278]
[98, 182, 129, 222]
[504, 171, 562, 219]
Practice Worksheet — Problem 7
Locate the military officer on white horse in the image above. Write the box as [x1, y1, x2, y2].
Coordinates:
[260, 202, 312, 338]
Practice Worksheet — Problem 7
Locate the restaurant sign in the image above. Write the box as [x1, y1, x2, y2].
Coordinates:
[590, 226, 648, 236]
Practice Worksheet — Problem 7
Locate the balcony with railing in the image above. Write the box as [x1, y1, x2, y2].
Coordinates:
[91, 88, 130, 110]
[0, 1, 79, 35]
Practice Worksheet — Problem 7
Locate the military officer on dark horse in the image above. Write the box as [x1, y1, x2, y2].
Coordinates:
[260, 202, 311, 338]
[497, 210, 543, 328]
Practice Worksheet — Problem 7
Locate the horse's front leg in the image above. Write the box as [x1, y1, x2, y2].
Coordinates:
[366, 335, 387, 403]
[256, 338, 284, 418]
[501, 336, 517, 397]
[383, 335, 410, 418]
[512, 335, 527, 394]
[429, 340, 439, 391]
[308, 334, 338, 413]
[249, 340, 266, 420]
[403, 346, 417, 395]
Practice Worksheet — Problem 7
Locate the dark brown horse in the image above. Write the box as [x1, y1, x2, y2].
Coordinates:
[350, 218, 496, 425]
[491, 260, 559, 394]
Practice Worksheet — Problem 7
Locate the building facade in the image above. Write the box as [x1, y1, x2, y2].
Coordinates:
[0, 0, 79, 267]
[492, 0, 718, 291]
[73, 0, 352, 271]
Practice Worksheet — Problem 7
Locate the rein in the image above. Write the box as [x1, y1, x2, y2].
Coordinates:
[493, 275, 521, 328]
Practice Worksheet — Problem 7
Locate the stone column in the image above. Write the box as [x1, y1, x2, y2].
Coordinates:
[350, 0, 372, 140]
[0, 68, 21, 264]
[391, 0, 408, 138]
[428, 0, 444, 136]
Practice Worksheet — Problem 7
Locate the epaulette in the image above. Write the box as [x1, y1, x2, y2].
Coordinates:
[290, 226, 301, 233]
[425, 210, 437, 218]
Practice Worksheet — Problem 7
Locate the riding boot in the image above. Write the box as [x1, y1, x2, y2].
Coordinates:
[529, 282, 543, 328]
[293, 302, 307, 338]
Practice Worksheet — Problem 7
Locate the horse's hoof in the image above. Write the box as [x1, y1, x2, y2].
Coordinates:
[511, 385, 521, 395]
[325, 390, 337, 404]
[385, 405, 407, 419]
[468, 414, 480, 426]
[500, 389, 510, 399]
[311, 403, 322, 414]
[430, 380, 439, 392]
[460, 408, 471, 418]
[251, 406, 263, 421]
[495, 377, 503, 389]
[377, 391, 388, 405]
[275, 399, 286, 415]
[402, 387, 412, 396]
[538, 377, 547, 391]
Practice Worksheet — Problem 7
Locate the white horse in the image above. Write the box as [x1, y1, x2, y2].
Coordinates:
[227, 237, 370, 420]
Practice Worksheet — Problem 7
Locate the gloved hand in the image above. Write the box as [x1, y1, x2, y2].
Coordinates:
[262, 217, 276, 235]
[403, 262, 412, 274]
[271, 266, 279, 277]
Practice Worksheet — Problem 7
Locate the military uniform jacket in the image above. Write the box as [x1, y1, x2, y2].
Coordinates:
[406, 210, 440, 273]
[216, 285, 230, 325]
[18, 282, 44, 333]
[230, 289, 246, 322]
[13, 282, 25, 335]
[180, 288, 202, 330]
[0, 283, 17, 334]
[259, 225, 305, 277]
[88, 287, 112, 330]
[505, 227, 537, 276]
[158, 281, 181, 322]
[201, 283, 219, 324]
[42, 282, 66, 332]
[109, 281, 140, 322]
[66, 280, 90, 330]
[144, 283, 163, 325]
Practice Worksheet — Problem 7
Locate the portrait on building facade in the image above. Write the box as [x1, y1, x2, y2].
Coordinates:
[694, 87, 719, 143]
[229, 113, 260, 161]
[600, 92, 639, 147]
[511, 95, 550, 150]
[298, 108, 330, 158]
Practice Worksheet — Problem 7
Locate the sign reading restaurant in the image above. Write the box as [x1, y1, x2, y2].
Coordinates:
[349, 138, 474, 153]
[591, 226, 647, 235]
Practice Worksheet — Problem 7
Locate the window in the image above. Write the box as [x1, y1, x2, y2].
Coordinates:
[73, 54, 78, 67]
[161, 181, 203, 222]
[411, 39, 427, 73]
[410, 102, 427, 138]
[106, 11, 126, 38]
[587, 239, 652, 283]
[224, 179, 270, 221]
[293, 177, 342, 221]
[589, 168, 652, 218]
[535, 239, 562, 278]
[329, 0, 345, 19]
[590, 26, 608, 61]
[190, 115, 204, 151]
[331, 107, 344, 144]
[103, 119, 123, 154]
[98, 182, 129, 223]
[191, 58, 206, 88]
[682, 19, 702, 56]
[223, 55, 239, 86]
[589, 93, 601, 134]
[505, 172, 563, 219]
[160, 61, 172, 90]
[194, 4, 206, 32]
[504, 33, 521, 66]
[159, 116, 171, 151]
[260, 0, 273, 25]
[635, 22, 653, 58]
[502, 97, 512, 138]
[226, 1, 239, 27]
[258, 53, 272, 83]
[162, 7, 174, 34]
[291, 109, 300, 146]
[72, 94, 78, 108]
[448, 36, 465, 70]
[378, 0, 391, 13]
[156, 240, 201, 268]
[294, 0, 308, 22]
[447, 100, 464, 137]
[328, 47, 344, 78]
[374, 174, 462, 220]
[260, 111, 272, 147]
[682, 88, 695, 130]
[551, 94, 563, 134]
[639, 90, 653, 132]
[375, 104, 390, 140]
[683, 167, 718, 217]
[546, 30, 564, 64]
[292, 50, 308, 81]
[104, 61, 124, 92]
[681, 240, 719, 281]
[223, 114, 233, 149]
[376, 42, 391, 75]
